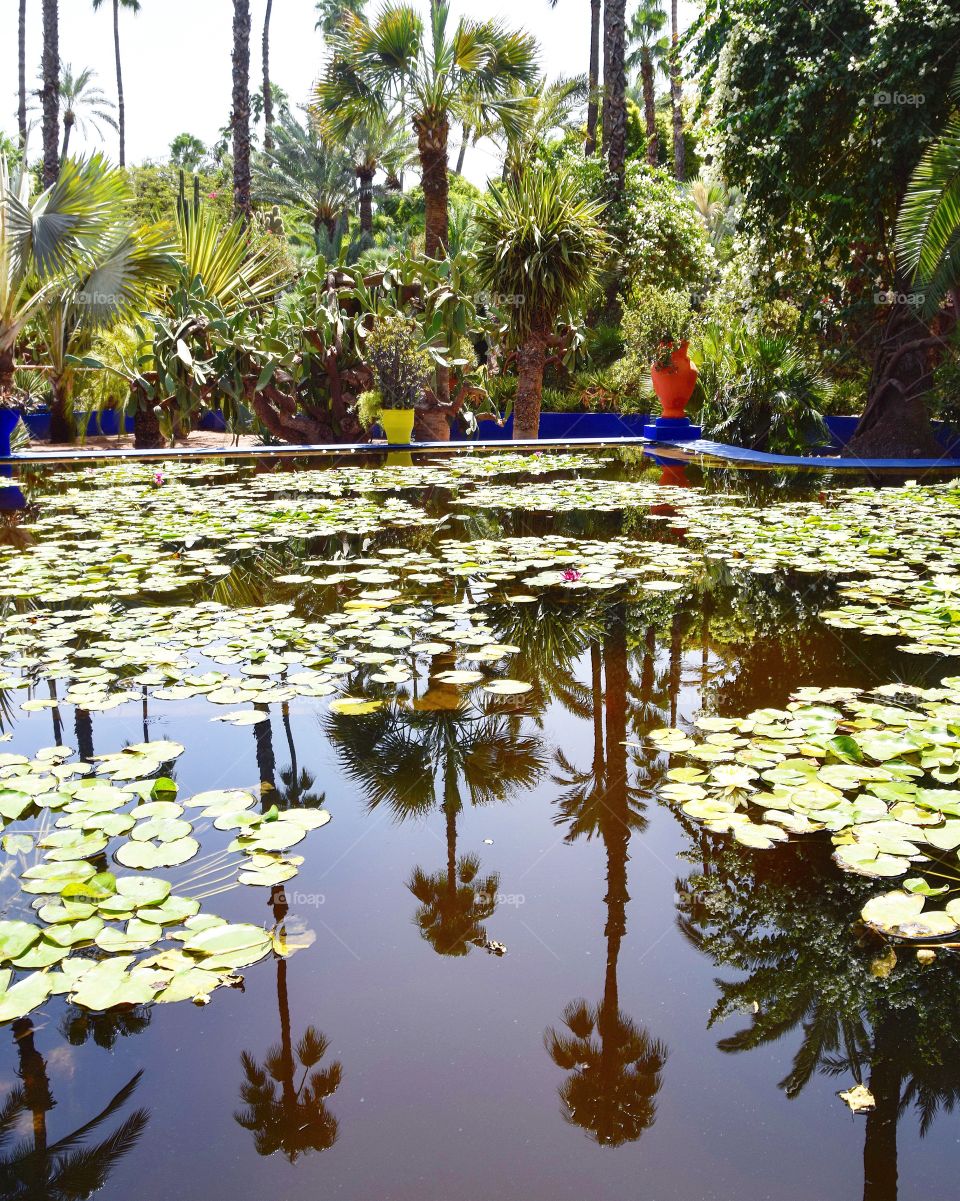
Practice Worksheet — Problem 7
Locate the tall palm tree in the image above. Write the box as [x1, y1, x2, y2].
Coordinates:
[18, 0, 28, 151]
[58, 65, 118, 163]
[315, 0, 365, 38]
[0, 1020, 149, 1198]
[41, 0, 60, 188]
[315, 1, 538, 260]
[668, 0, 685, 180]
[602, 0, 628, 197]
[252, 110, 356, 243]
[232, 0, 252, 220]
[262, 0, 274, 151]
[626, 1, 668, 166]
[473, 164, 607, 439]
[0, 153, 126, 397]
[339, 111, 413, 235]
[91, 0, 140, 168]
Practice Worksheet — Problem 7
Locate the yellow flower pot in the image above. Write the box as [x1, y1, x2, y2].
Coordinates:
[380, 409, 415, 445]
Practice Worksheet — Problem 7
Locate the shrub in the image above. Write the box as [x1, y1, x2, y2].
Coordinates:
[621, 285, 697, 368]
[363, 315, 432, 410]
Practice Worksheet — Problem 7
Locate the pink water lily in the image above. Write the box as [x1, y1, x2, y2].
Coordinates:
[562, 569, 582, 582]
[153, 471, 165, 487]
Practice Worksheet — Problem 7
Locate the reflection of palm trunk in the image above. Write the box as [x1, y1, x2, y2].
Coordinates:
[863, 1015, 902, 1201]
[75, 707, 94, 761]
[281, 702, 298, 805]
[255, 707, 276, 802]
[48, 680, 63, 745]
[142, 685, 149, 744]
[590, 641, 604, 775]
[443, 747, 459, 902]
[276, 956, 297, 1117]
[669, 614, 683, 726]
[13, 1019, 54, 1159]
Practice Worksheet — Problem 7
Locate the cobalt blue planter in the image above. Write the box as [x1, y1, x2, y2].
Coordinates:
[471, 412, 651, 441]
[198, 410, 227, 433]
[22, 410, 131, 441]
[643, 416, 702, 442]
[0, 410, 17, 459]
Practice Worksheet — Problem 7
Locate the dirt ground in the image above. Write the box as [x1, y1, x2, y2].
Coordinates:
[26, 431, 265, 454]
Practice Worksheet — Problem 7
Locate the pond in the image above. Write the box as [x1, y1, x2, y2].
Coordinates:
[0, 448, 958, 1200]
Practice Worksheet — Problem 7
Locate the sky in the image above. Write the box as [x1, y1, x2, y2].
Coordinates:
[2, 0, 697, 187]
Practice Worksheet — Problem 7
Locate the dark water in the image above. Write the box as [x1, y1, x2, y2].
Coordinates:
[0, 451, 956, 1201]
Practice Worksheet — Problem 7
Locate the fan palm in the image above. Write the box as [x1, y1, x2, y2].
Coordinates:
[91, 0, 140, 167]
[339, 111, 414, 234]
[625, 1, 668, 166]
[315, 1, 538, 259]
[0, 153, 126, 396]
[896, 64, 960, 312]
[473, 165, 607, 439]
[253, 110, 357, 243]
[0, 1020, 149, 1199]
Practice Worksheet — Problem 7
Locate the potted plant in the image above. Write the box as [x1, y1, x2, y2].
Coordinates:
[622, 286, 700, 424]
[362, 315, 431, 445]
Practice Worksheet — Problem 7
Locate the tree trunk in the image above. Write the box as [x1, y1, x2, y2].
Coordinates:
[113, 0, 126, 167]
[357, 167, 374, 235]
[18, 0, 27, 151]
[262, 0, 274, 152]
[417, 114, 449, 259]
[862, 1015, 902, 1201]
[586, 0, 601, 155]
[41, 0, 60, 189]
[49, 372, 75, 443]
[0, 346, 15, 397]
[59, 112, 74, 164]
[847, 293, 946, 459]
[513, 333, 547, 440]
[603, 0, 627, 200]
[133, 398, 163, 450]
[670, 0, 685, 181]
[641, 52, 658, 166]
[455, 124, 470, 175]
[232, 0, 253, 221]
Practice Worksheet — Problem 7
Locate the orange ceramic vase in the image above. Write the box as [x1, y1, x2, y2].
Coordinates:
[650, 342, 699, 419]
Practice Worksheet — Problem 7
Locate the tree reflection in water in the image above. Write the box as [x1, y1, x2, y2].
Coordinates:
[678, 833, 960, 1201]
[546, 604, 669, 1146]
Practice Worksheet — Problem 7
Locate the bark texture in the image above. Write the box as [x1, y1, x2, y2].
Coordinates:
[18, 0, 27, 150]
[416, 114, 449, 259]
[603, 0, 627, 197]
[357, 167, 374, 235]
[513, 333, 548, 440]
[586, 0, 601, 155]
[232, 0, 253, 221]
[641, 53, 658, 166]
[41, 0, 60, 189]
[669, 0, 685, 181]
[262, 0, 274, 151]
[113, 0, 126, 166]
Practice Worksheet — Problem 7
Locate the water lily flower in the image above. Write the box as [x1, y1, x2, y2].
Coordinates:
[562, 568, 582, 582]
[153, 472, 165, 487]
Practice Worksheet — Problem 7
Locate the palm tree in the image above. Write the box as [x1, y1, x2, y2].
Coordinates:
[0, 1019, 149, 1198]
[545, 609, 667, 1145]
[315, 0, 365, 38]
[547, 0, 601, 155]
[253, 110, 356, 243]
[232, 0, 252, 220]
[316, 1, 538, 260]
[339, 111, 413, 235]
[626, 1, 668, 166]
[0, 153, 126, 397]
[261, 0, 274, 151]
[58, 65, 118, 163]
[41, 0, 60, 188]
[602, 0, 628, 196]
[91, 0, 140, 167]
[668, 0, 685, 180]
[473, 165, 607, 439]
[18, 0, 28, 151]
[491, 74, 587, 183]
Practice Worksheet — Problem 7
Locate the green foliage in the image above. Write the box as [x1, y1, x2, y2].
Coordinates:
[363, 315, 432, 410]
[473, 165, 608, 341]
[695, 322, 831, 453]
[621, 285, 696, 367]
[355, 388, 382, 429]
[126, 163, 234, 227]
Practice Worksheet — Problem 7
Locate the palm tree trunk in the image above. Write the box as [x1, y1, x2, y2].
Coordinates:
[262, 0, 274, 152]
[357, 167, 374, 235]
[18, 0, 27, 151]
[275, 957, 298, 1115]
[455, 124, 470, 174]
[417, 114, 450, 259]
[49, 369, 75, 443]
[112, 0, 126, 166]
[513, 332, 547, 440]
[0, 346, 15, 397]
[13, 1020, 54, 1160]
[232, 0, 253, 221]
[591, 640, 604, 774]
[41, 0, 60, 189]
[862, 1014, 902, 1201]
[641, 52, 658, 166]
[254, 706, 277, 801]
[75, 706, 95, 761]
[669, 0, 685, 181]
[603, 0, 628, 199]
[60, 113, 74, 164]
[586, 0, 601, 155]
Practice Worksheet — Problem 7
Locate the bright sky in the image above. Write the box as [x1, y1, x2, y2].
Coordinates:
[2, 0, 697, 186]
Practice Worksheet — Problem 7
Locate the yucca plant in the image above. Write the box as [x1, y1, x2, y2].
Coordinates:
[175, 203, 287, 312]
[473, 165, 608, 439]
